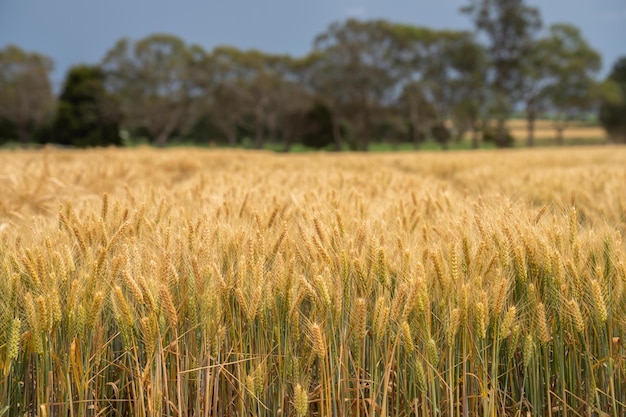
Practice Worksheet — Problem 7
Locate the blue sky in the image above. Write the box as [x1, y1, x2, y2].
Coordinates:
[1, 0, 624, 90]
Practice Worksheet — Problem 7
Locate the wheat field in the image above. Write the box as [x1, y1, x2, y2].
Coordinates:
[506, 119, 606, 143]
[0, 146, 625, 416]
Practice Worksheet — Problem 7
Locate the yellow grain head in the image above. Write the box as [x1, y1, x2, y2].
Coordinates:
[137, 274, 157, 312]
[525, 240, 539, 279]
[400, 320, 414, 353]
[72, 225, 87, 255]
[139, 316, 156, 357]
[254, 362, 265, 396]
[35, 250, 46, 286]
[459, 283, 470, 324]
[286, 355, 301, 381]
[8, 317, 21, 360]
[101, 193, 109, 221]
[313, 274, 331, 311]
[527, 283, 537, 304]
[566, 299, 585, 334]
[414, 359, 427, 393]
[450, 244, 459, 282]
[569, 207, 577, 245]
[123, 271, 144, 304]
[36, 295, 52, 331]
[21, 251, 41, 289]
[350, 297, 367, 342]
[53, 251, 68, 283]
[245, 374, 255, 399]
[403, 277, 422, 317]
[523, 334, 535, 368]
[426, 337, 439, 365]
[500, 306, 517, 339]
[514, 246, 527, 284]
[590, 279, 608, 323]
[507, 325, 521, 363]
[313, 217, 327, 246]
[111, 285, 132, 324]
[309, 322, 326, 359]
[25, 292, 43, 354]
[293, 383, 309, 417]
[617, 261, 626, 302]
[447, 307, 460, 345]
[492, 277, 508, 317]
[373, 296, 390, 340]
[159, 284, 178, 328]
[462, 235, 471, 271]
[249, 285, 262, 322]
[50, 289, 62, 328]
[431, 250, 445, 290]
[390, 289, 407, 323]
[376, 247, 388, 288]
[572, 240, 581, 266]
[474, 301, 487, 339]
[535, 302, 551, 344]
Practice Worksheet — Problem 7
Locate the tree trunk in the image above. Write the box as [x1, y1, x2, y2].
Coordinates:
[361, 135, 370, 152]
[154, 122, 177, 147]
[227, 131, 237, 147]
[471, 122, 479, 149]
[283, 136, 293, 153]
[18, 123, 31, 148]
[411, 115, 421, 149]
[555, 127, 564, 146]
[268, 113, 277, 144]
[254, 104, 265, 150]
[496, 118, 507, 148]
[409, 98, 421, 149]
[254, 121, 264, 149]
[526, 100, 536, 147]
[155, 131, 168, 148]
[331, 114, 342, 151]
[152, 110, 180, 148]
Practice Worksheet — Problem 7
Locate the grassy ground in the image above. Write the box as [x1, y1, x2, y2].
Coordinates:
[0, 146, 624, 416]
[0, 119, 609, 152]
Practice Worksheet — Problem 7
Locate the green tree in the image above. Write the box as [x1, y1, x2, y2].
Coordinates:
[190, 46, 299, 149]
[102, 34, 195, 147]
[538, 24, 601, 145]
[189, 46, 246, 146]
[386, 24, 486, 149]
[0, 45, 54, 146]
[462, 0, 542, 147]
[234, 50, 291, 149]
[599, 57, 626, 143]
[312, 19, 400, 151]
[297, 51, 345, 151]
[521, 24, 600, 146]
[300, 101, 335, 150]
[53, 65, 121, 147]
[271, 58, 315, 152]
[399, 82, 436, 148]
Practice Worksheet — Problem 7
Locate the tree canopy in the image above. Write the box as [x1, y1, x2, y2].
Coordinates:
[0, 3, 614, 150]
[53, 65, 121, 147]
[0, 45, 54, 145]
[599, 57, 626, 143]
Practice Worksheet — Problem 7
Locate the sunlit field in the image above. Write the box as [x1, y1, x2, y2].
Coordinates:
[1, 146, 625, 416]
[506, 119, 606, 144]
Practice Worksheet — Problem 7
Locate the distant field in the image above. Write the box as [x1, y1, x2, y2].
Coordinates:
[0, 147, 624, 416]
[506, 118, 607, 143]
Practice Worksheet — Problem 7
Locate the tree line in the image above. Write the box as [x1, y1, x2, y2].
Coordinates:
[1, 0, 625, 150]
